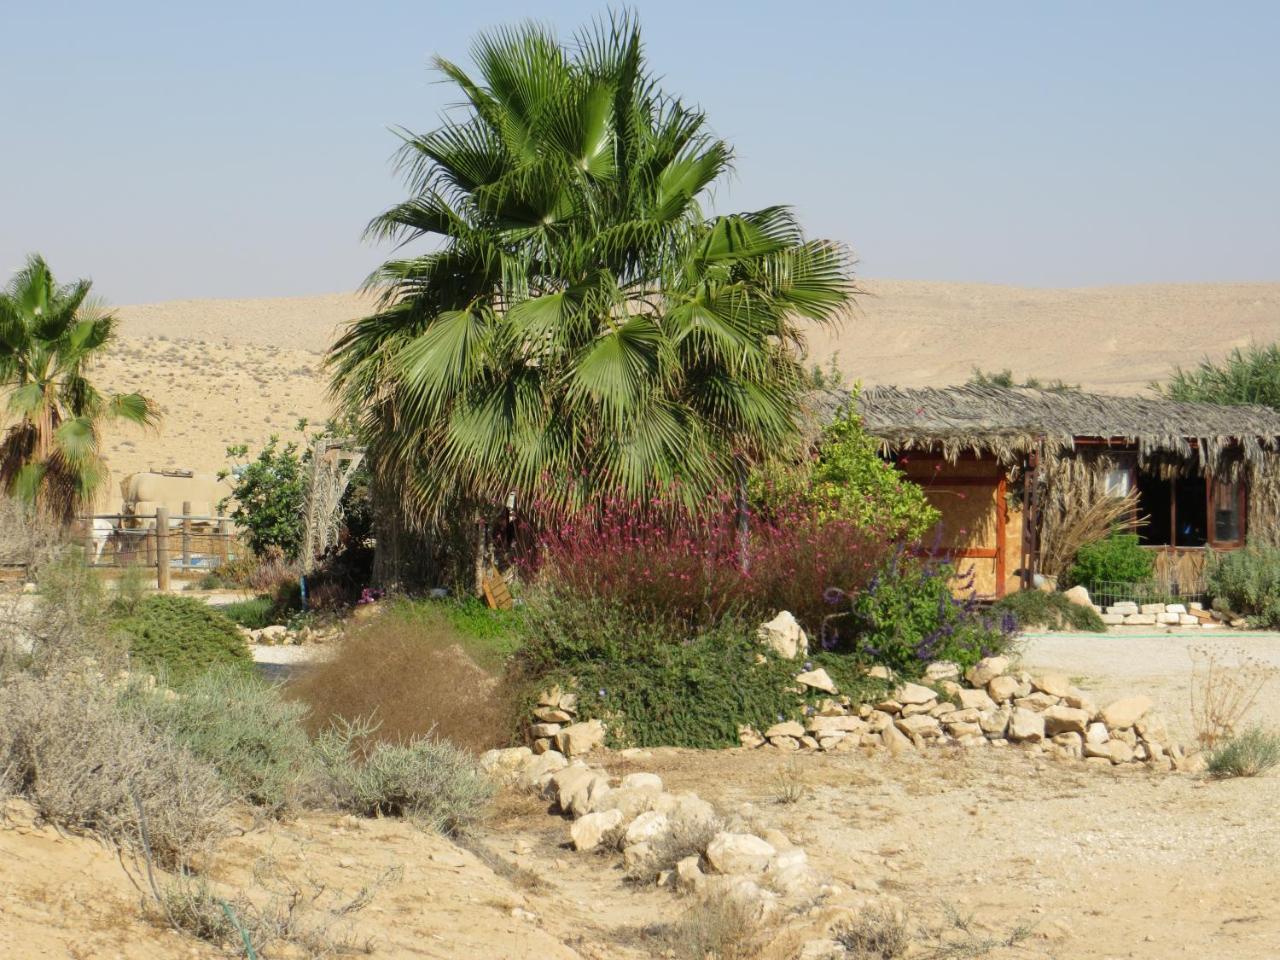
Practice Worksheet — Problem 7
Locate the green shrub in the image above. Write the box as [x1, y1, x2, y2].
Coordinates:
[1206, 727, 1280, 778]
[991, 590, 1105, 632]
[1206, 544, 1280, 627]
[514, 592, 888, 749]
[220, 435, 309, 561]
[112, 594, 252, 686]
[1068, 532, 1153, 588]
[314, 717, 494, 835]
[126, 667, 315, 814]
[837, 554, 1016, 676]
[217, 596, 281, 630]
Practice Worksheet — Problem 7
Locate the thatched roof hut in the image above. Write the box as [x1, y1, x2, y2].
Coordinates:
[850, 384, 1280, 470]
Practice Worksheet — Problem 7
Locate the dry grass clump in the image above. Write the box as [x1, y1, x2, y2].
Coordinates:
[834, 906, 911, 959]
[0, 496, 63, 572]
[664, 892, 776, 960]
[623, 814, 723, 883]
[1189, 644, 1276, 748]
[1038, 491, 1143, 585]
[0, 666, 231, 867]
[288, 610, 511, 753]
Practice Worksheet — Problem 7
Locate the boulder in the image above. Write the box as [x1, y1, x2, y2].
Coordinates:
[568, 773, 613, 818]
[597, 786, 662, 822]
[738, 725, 766, 748]
[548, 764, 596, 811]
[1100, 613, 1125, 625]
[529, 722, 562, 738]
[966, 656, 1010, 687]
[622, 842, 653, 871]
[937, 708, 981, 724]
[1140, 603, 1166, 615]
[765, 720, 805, 739]
[676, 854, 704, 888]
[1107, 602, 1139, 616]
[1166, 603, 1187, 615]
[978, 709, 1009, 737]
[478, 746, 533, 783]
[806, 715, 867, 735]
[769, 736, 800, 751]
[571, 809, 623, 851]
[987, 675, 1020, 702]
[1031, 673, 1074, 698]
[1158, 612, 1181, 625]
[1007, 707, 1046, 743]
[1101, 696, 1152, 730]
[1123, 614, 1157, 626]
[555, 719, 606, 757]
[533, 706, 574, 723]
[1136, 712, 1169, 744]
[624, 810, 671, 846]
[519, 750, 568, 790]
[1085, 721, 1109, 745]
[894, 682, 938, 705]
[1013, 692, 1060, 712]
[895, 714, 942, 738]
[620, 772, 663, 792]
[705, 833, 777, 875]
[796, 668, 837, 694]
[1043, 705, 1090, 736]
[924, 660, 961, 682]
[946, 721, 983, 739]
[757, 611, 808, 660]
[1062, 585, 1093, 607]
[881, 722, 916, 755]
[956, 688, 997, 712]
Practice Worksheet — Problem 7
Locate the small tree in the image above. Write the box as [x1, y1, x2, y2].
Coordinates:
[220, 436, 308, 561]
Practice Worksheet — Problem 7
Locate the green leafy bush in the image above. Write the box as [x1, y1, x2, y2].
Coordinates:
[1206, 544, 1280, 627]
[991, 590, 1105, 632]
[111, 594, 252, 686]
[836, 554, 1016, 676]
[1156, 342, 1280, 410]
[126, 667, 315, 814]
[514, 592, 888, 749]
[1207, 727, 1280, 778]
[1068, 532, 1153, 588]
[220, 435, 309, 560]
[217, 596, 281, 630]
[314, 717, 494, 834]
[752, 394, 939, 542]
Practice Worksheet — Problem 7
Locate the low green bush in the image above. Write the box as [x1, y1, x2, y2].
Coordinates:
[1068, 532, 1153, 589]
[513, 592, 889, 749]
[111, 594, 252, 686]
[1206, 544, 1280, 627]
[314, 717, 494, 835]
[991, 590, 1104, 632]
[1207, 727, 1280, 778]
[126, 667, 315, 814]
[217, 596, 280, 630]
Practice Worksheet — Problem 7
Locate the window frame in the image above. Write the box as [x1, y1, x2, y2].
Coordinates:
[1206, 475, 1247, 549]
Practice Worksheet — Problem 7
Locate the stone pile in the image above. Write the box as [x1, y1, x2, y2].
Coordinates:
[479, 745, 842, 917]
[528, 685, 607, 757]
[237, 623, 339, 645]
[1097, 600, 1240, 629]
[739, 654, 1202, 772]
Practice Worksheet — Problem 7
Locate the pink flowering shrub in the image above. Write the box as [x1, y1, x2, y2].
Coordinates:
[532, 494, 896, 637]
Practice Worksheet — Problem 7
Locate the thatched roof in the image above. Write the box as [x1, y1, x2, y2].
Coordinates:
[829, 384, 1280, 468]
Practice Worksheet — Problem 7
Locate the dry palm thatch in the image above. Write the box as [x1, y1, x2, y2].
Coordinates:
[1037, 490, 1144, 584]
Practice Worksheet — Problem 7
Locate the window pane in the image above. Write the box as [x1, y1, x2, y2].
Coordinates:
[1104, 468, 1132, 498]
[1213, 481, 1242, 542]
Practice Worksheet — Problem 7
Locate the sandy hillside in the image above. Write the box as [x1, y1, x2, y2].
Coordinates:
[92, 281, 1280, 510]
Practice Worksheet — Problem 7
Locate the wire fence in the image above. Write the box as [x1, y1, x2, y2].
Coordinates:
[1088, 577, 1209, 608]
[79, 512, 245, 582]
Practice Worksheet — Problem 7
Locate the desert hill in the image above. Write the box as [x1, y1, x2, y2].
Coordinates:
[92, 280, 1280, 509]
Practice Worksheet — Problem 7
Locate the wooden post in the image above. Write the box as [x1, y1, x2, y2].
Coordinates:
[217, 518, 231, 564]
[156, 506, 171, 592]
[181, 501, 192, 573]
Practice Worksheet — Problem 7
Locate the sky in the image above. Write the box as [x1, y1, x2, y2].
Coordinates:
[4, 1, 1278, 304]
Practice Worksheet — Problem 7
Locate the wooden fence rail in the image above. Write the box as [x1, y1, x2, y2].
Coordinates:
[77, 510, 241, 591]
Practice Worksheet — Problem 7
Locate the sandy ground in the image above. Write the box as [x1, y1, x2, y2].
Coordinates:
[89, 280, 1280, 509]
[4, 627, 1280, 959]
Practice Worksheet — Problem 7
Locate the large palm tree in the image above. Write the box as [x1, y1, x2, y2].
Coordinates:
[0, 254, 158, 521]
[330, 13, 854, 529]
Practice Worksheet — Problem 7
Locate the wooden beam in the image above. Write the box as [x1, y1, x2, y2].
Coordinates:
[995, 471, 1008, 597]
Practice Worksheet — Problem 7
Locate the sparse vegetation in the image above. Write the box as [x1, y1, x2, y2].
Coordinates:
[624, 815, 723, 884]
[992, 590, 1105, 632]
[313, 717, 494, 835]
[834, 906, 911, 959]
[217, 595, 280, 630]
[110, 593, 252, 686]
[1155, 341, 1280, 410]
[1189, 644, 1276, 748]
[664, 892, 772, 960]
[1206, 543, 1280, 628]
[1206, 727, 1280, 778]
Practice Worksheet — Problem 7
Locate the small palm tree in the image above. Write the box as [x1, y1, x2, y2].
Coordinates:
[0, 254, 158, 521]
[331, 13, 854, 528]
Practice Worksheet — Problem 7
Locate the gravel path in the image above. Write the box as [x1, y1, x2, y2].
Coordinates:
[1019, 628, 1280, 740]
[250, 643, 328, 682]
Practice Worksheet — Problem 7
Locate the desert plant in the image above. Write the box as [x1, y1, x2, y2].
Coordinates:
[1189, 644, 1276, 748]
[968, 368, 1078, 392]
[329, 12, 853, 531]
[0, 495, 63, 572]
[314, 717, 494, 834]
[217, 596, 280, 630]
[770, 758, 809, 805]
[991, 590, 1104, 632]
[220, 434, 308, 560]
[287, 605, 511, 752]
[0, 666, 231, 867]
[0, 254, 159, 520]
[126, 667, 316, 815]
[111, 594, 252, 686]
[624, 814, 722, 883]
[1155, 341, 1280, 410]
[664, 891, 772, 960]
[1067, 530, 1154, 590]
[834, 906, 911, 959]
[1206, 727, 1280, 778]
[1041, 491, 1143, 586]
[1206, 543, 1280, 627]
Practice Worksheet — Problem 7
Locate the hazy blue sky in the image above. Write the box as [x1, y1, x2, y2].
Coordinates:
[4, 1, 1278, 303]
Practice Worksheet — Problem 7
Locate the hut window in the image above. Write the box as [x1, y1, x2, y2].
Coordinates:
[1103, 464, 1134, 498]
[1136, 472, 1208, 547]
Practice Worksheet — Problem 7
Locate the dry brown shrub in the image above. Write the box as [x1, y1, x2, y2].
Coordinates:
[1038, 491, 1143, 584]
[1190, 644, 1277, 748]
[287, 610, 512, 753]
